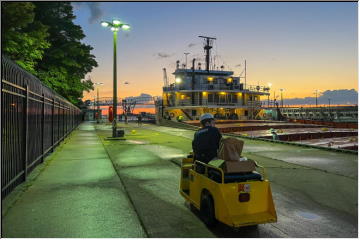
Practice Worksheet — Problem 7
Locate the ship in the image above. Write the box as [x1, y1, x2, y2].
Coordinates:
[157, 36, 271, 121]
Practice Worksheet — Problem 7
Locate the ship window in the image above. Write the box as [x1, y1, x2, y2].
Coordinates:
[232, 94, 237, 103]
[214, 94, 219, 103]
[208, 94, 214, 103]
[219, 94, 226, 103]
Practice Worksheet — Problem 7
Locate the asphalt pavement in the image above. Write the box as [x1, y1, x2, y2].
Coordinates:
[2, 122, 357, 238]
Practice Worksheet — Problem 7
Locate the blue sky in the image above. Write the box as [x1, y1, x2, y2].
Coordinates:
[72, 2, 357, 100]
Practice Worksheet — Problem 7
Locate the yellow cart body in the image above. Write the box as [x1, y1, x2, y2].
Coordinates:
[180, 157, 277, 227]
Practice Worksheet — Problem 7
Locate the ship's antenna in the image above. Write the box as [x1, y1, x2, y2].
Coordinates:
[245, 59, 247, 89]
[184, 53, 190, 69]
[199, 35, 216, 72]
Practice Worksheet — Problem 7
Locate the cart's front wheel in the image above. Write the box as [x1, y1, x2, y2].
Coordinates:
[200, 194, 217, 227]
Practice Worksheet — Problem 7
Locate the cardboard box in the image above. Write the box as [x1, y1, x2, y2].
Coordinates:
[218, 138, 244, 161]
[224, 160, 256, 173]
[208, 158, 256, 173]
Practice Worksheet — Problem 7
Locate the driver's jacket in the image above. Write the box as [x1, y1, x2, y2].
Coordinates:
[192, 126, 222, 163]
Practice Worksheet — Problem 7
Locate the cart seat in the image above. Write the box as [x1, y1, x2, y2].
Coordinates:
[208, 168, 262, 183]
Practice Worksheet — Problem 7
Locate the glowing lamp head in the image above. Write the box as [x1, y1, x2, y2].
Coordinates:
[122, 24, 130, 30]
[227, 78, 232, 83]
[207, 77, 213, 81]
[110, 27, 118, 32]
[202, 92, 207, 96]
[175, 78, 182, 84]
[101, 21, 109, 27]
[220, 92, 226, 95]
[112, 19, 121, 25]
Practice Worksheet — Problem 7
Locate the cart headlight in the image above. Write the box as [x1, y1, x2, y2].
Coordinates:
[239, 193, 250, 202]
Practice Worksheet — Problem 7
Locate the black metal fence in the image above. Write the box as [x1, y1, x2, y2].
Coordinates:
[1, 56, 82, 197]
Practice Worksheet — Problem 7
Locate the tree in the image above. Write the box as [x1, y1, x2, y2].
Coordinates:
[33, 2, 98, 105]
[1, 2, 50, 74]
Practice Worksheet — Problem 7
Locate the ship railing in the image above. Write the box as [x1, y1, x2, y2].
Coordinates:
[165, 100, 263, 108]
[163, 85, 270, 93]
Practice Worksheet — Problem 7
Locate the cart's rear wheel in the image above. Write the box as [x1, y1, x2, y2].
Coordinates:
[200, 194, 217, 227]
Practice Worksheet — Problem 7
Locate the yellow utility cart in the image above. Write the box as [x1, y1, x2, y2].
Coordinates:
[180, 156, 277, 227]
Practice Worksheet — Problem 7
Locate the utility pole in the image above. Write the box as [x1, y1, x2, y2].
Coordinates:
[314, 90, 320, 108]
[267, 83, 272, 108]
[328, 98, 331, 120]
[199, 36, 216, 72]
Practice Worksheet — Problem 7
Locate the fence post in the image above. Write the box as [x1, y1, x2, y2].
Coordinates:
[58, 102, 60, 144]
[24, 85, 29, 180]
[52, 98, 54, 151]
[64, 106, 67, 138]
[42, 93, 45, 162]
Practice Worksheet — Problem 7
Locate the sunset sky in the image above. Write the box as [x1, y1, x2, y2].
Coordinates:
[73, 2, 358, 101]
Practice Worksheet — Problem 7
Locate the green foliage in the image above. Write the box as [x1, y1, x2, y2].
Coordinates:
[33, 2, 97, 105]
[1, 2, 50, 74]
[2, 2, 98, 106]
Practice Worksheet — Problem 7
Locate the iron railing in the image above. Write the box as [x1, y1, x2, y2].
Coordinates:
[1, 55, 82, 197]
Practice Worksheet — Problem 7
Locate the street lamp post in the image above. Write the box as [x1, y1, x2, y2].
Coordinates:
[279, 88, 284, 108]
[273, 90, 276, 108]
[93, 95, 96, 120]
[100, 19, 130, 137]
[94, 82, 104, 123]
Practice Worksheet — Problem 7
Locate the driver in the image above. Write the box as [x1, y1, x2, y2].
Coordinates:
[192, 113, 222, 163]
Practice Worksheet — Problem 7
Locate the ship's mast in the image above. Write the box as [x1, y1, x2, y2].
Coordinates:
[199, 36, 216, 72]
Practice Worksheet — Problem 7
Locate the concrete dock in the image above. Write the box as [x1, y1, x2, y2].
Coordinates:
[2, 122, 357, 238]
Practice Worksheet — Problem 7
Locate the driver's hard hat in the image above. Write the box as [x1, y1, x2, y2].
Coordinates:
[200, 113, 214, 122]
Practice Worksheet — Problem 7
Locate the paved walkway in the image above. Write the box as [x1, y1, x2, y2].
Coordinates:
[2, 122, 146, 238]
